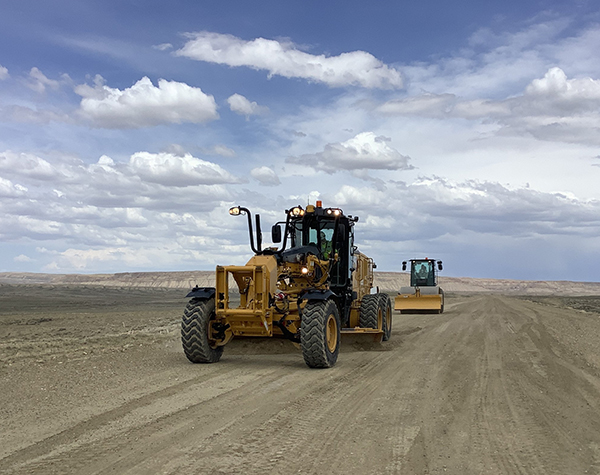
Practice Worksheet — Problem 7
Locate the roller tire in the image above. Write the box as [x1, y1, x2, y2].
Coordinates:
[359, 294, 383, 330]
[301, 300, 340, 368]
[181, 298, 223, 363]
[379, 293, 393, 341]
[439, 289, 445, 314]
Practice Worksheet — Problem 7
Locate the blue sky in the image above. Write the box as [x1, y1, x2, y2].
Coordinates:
[1, 0, 600, 281]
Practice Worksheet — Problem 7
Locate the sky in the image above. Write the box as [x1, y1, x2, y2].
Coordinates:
[1, 0, 600, 281]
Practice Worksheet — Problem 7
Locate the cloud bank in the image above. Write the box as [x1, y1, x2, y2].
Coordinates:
[376, 66, 600, 146]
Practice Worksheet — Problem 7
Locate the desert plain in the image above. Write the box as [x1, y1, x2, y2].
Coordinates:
[1, 272, 600, 474]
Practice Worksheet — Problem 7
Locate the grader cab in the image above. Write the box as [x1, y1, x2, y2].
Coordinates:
[181, 201, 392, 368]
[394, 258, 445, 314]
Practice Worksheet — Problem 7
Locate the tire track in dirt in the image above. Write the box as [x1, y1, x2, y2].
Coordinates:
[471, 296, 537, 475]
[138, 352, 400, 474]
[3, 351, 399, 474]
[471, 296, 600, 474]
[1, 364, 279, 473]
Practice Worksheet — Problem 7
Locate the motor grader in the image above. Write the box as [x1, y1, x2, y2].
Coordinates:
[181, 201, 392, 368]
[394, 258, 444, 314]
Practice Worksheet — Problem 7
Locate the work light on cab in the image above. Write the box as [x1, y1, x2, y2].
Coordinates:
[290, 206, 304, 217]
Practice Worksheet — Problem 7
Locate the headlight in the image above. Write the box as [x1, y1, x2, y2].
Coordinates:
[229, 206, 241, 216]
[301, 267, 309, 275]
[290, 206, 303, 217]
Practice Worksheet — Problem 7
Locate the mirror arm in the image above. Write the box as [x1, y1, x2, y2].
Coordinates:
[255, 214, 262, 252]
[242, 208, 259, 254]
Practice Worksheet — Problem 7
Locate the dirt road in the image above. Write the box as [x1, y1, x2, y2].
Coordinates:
[2, 286, 600, 474]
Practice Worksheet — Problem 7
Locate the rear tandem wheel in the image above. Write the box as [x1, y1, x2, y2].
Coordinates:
[379, 293, 393, 341]
[359, 294, 383, 331]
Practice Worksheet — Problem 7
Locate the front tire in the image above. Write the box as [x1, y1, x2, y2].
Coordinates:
[181, 298, 223, 363]
[301, 300, 341, 368]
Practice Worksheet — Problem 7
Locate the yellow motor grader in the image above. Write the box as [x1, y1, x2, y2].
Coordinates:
[394, 258, 444, 314]
[181, 201, 392, 368]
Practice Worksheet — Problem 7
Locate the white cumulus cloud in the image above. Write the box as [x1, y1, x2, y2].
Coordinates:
[227, 93, 268, 117]
[0, 151, 67, 181]
[250, 166, 281, 186]
[128, 151, 241, 186]
[75, 76, 219, 128]
[287, 132, 413, 174]
[525, 67, 600, 103]
[176, 31, 403, 89]
[27, 67, 61, 93]
[0, 64, 8, 80]
[0, 177, 27, 198]
[208, 144, 236, 157]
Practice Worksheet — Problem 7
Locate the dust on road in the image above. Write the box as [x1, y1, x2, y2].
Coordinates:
[2, 285, 600, 474]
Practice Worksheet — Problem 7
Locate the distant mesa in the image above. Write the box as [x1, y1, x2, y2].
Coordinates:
[1, 271, 599, 296]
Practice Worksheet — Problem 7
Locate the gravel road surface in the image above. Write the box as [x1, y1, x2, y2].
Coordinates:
[2, 286, 600, 474]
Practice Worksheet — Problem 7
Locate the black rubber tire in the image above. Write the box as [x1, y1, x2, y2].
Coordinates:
[301, 300, 341, 368]
[379, 293, 393, 341]
[359, 294, 383, 330]
[181, 298, 223, 363]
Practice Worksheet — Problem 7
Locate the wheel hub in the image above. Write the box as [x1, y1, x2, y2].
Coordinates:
[326, 314, 338, 352]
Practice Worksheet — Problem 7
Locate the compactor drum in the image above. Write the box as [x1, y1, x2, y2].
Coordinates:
[181, 201, 390, 368]
[394, 258, 444, 314]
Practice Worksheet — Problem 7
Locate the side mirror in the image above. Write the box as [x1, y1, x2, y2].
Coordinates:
[271, 224, 282, 243]
[437, 261, 443, 271]
[402, 261, 407, 271]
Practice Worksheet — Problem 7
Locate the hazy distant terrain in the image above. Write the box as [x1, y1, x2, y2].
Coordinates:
[1, 271, 599, 296]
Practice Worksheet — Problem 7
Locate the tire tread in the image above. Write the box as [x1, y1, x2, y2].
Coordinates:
[181, 299, 223, 363]
[359, 294, 381, 329]
[301, 300, 340, 368]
